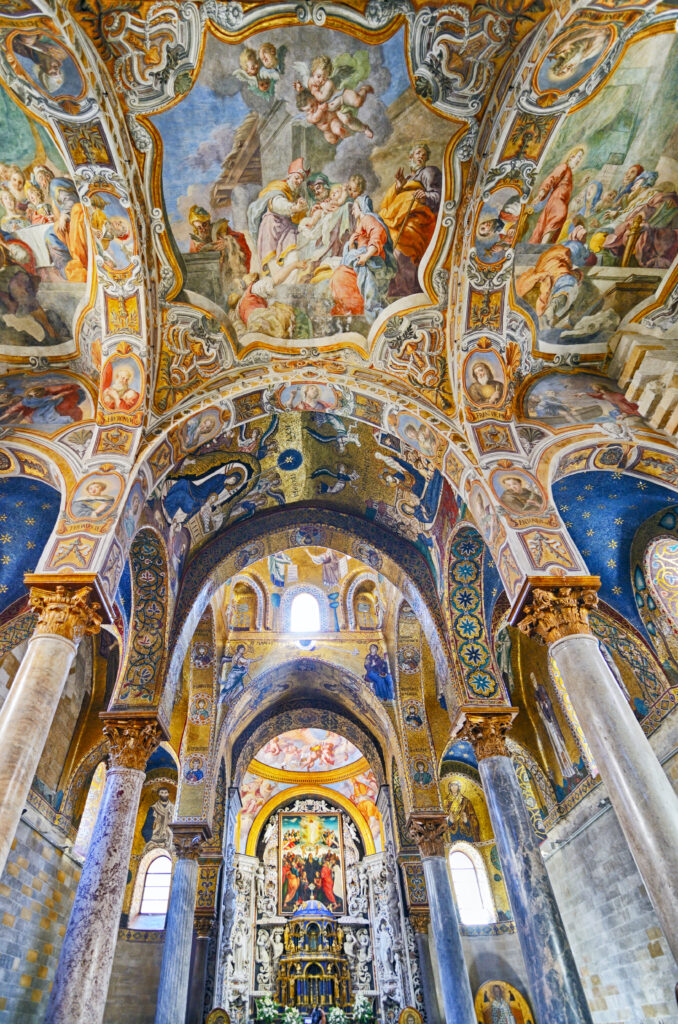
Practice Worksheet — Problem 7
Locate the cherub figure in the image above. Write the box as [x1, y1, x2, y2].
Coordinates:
[293, 52, 374, 141]
[257, 42, 286, 92]
[234, 44, 286, 99]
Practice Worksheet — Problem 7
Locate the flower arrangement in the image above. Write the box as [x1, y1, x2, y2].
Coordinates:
[353, 994, 374, 1024]
[327, 1007, 346, 1024]
[256, 997, 279, 1024]
[282, 1006, 304, 1024]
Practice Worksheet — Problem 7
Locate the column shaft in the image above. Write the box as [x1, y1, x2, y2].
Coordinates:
[154, 856, 199, 1024]
[421, 856, 475, 1024]
[414, 927, 442, 1024]
[480, 754, 593, 1024]
[0, 634, 76, 876]
[551, 633, 678, 961]
[44, 764, 145, 1024]
[186, 928, 211, 1024]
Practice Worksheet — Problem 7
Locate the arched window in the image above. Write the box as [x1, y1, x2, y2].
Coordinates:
[139, 855, 172, 917]
[289, 591, 321, 633]
[448, 847, 494, 925]
[73, 762, 106, 859]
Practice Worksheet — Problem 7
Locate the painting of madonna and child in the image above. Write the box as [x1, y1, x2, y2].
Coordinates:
[279, 812, 345, 915]
[154, 26, 445, 346]
[513, 31, 678, 355]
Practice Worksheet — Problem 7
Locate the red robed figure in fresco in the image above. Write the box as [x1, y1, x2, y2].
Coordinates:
[320, 858, 336, 906]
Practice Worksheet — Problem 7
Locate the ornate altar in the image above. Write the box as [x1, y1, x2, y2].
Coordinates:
[276, 900, 352, 1008]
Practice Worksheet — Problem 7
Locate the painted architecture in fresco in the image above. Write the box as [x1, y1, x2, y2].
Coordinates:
[0, 2, 677, 1024]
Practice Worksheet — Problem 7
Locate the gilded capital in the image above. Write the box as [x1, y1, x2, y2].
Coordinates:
[409, 909, 430, 934]
[452, 707, 518, 760]
[194, 913, 216, 938]
[407, 813, 448, 858]
[171, 823, 210, 860]
[30, 584, 101, 643]
[101, 716, 163, 771]
[518, 585, 598, 645]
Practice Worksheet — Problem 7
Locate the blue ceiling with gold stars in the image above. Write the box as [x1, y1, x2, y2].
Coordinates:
[482, 547, 504, 634]
[0, 477, 61, 615]
[552, 471, 678, 635]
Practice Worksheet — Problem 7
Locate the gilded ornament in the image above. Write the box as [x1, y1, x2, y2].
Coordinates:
[452, 708, 519, 761]
[171, 826, 207, 860]
[519, 585, 599, 645]
[408, 909, 430, 934]
[101, 716, 164, 770]
[29, 585, 101, 643]
[407, 813, 448, 858]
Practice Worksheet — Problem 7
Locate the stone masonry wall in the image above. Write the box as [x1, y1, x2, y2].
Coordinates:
[0, 818, 80, 1022]
[103, 932, 165, 1024]
[544, 718, 678, 1024]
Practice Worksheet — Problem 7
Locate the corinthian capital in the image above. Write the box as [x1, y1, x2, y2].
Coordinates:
[30, 584, 101, 643]
[452, 706, 518, 760]
[101, 715, 164, 770]
[407, 813, 448, 858]
[171, 823, 211, 860]
[518, 583, 599, 645]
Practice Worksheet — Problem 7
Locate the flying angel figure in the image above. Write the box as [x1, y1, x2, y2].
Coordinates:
[233, 44, 287, 99]
[293, 52, 374, 144]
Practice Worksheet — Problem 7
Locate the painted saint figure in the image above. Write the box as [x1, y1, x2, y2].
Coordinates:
[531, 672, 576, 780]
[446, 781, 480, 842]
[529, 147, 584, 245]
[364, 643, 394, 700]
[380, 142, 442, 296]
[330, 176, 395, 324]
[219, 643, 261, 700]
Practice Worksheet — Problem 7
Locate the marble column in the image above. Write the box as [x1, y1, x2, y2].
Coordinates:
[519, 584, 678, 963]
[407, 815, 475, 1024]
[154, 827, 204, 1024]
[0, 584, 100, 877]
[187, 914, 215, 1024]
[44, 716, 162, 1024]
[410, 910, 441, 1024]
[455, 708, 593, 1024]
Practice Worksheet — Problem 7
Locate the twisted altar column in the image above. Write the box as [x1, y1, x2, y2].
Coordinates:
[518, 584, 678, 963]
[154, 826, 206, 1024]
[44, 717, 163, 1024]
[454, 708, 593, 1024]
[0, 584, 101, 877]
[407, 815, 475, 1024]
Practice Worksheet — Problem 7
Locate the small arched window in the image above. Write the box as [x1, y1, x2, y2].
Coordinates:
[289, 591, 321, 633]
[139, 854, 173, 917]
[449, 847, 494, 925]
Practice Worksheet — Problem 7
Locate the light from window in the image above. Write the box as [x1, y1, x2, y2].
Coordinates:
[289, 592, 321, 633]
[139, 855, 172, 916]
[449, 849, 493, 925]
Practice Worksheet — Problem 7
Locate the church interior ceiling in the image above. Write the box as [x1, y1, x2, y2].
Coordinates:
[0, 0, 677, 862]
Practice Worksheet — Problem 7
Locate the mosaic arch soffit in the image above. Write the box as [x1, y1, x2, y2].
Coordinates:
[231, 702, 387, 789]
[0, 0, 677, 633]
[161, 504, 453, 716]
[215, 658, 405, 787]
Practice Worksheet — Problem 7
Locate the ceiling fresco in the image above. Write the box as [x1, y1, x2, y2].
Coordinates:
[0, 0, 677, 856]
[253, 729, 363, 773]
[152, 24, 447, 350]
[0, 83, 89, 355]
[513, 30, 678, 356]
